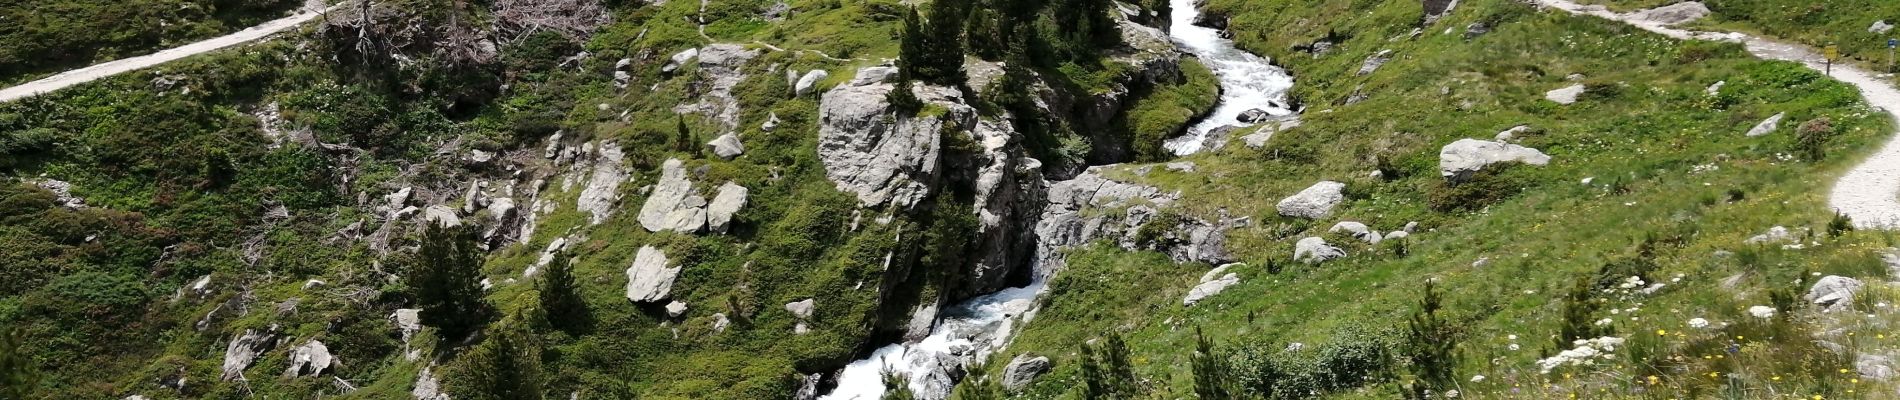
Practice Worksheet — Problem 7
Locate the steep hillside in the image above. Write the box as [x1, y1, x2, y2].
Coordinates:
[0, 0, 307, 84]
[2, 0, 1899, 398]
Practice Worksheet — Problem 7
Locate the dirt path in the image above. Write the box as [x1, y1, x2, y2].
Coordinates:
[1534, 0, 1900, 228]
[0, 3, 336, 102]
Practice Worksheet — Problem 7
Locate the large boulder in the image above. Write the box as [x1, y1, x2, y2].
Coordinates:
[1546, 84, 1585, 104]
[1277, 181, 1346, 219]
[284, 340, 334, 378]
[576, 142, 628, 225]
[1002, 354, 1053, 391]
[625, 246, 681, 303]
[1805, 275, 1864, 312]
[1438, 138, 1550, 181]
[1745, 112, 1785, 137]
[1294, 237, 1346, 264]
[1628, 2, 1711, 26]
[795, 69, 829, 96]
[1184, 263, 1242, 306]
[707, 133, 745, 159]
[706, 182, 749, 234]
[637, 158, 709, 233]
[817, 66, 967, 209]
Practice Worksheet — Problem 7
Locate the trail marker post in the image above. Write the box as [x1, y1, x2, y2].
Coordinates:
[1825, 44, 1839, 75]
[1889, 38, 1896, 73]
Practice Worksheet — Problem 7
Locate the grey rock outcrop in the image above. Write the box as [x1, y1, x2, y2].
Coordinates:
[674, 44, 761, 137]
[1241, 118, 1301, 149]
[31, 179, 86, 208]
[423, 205, 461, 227]
[1745, 112, 1785, 137]
[1184, 263, 1242, 306]
[1858, 354, 1895, 381]
[817, 66, 960, 209]
[707, 133, 745, 159]
[1358, 49, 1393, 75]
[637, 158, 709, 233]
[1002, 354, 1052, 391]
[1034, 167, 1233, 277]
[1294, 237, 1345, 264]
[625, 246, 681, 303]
[392, 309, 422, 344]
[1438, 139, 1550, 181]
[663, 48, 699, 74]
[1546, 84, 1585, 104]
[1277, 181, 1346, 219]
[1628, 1, 1710, 26]
[576, 142, 627, 225]
[795, 69, 829, 96]
[220, 328, 279, 381]
[413, 367, 447, 400]
[1874, 20, 1896, 34]
[706, 182, 749, 234]
[1806, 275, 1864, 311]
[284, 340, 334, 378]
[786, 298, 815, 334]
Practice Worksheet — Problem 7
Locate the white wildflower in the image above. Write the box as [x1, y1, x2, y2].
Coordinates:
[1748, 305, 1776, 319]
[1470, 375, 1486, 383]
[1688, 318, 1710, 329]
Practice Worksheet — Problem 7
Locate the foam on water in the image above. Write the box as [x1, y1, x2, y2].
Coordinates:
[819, 281, 1045, 399]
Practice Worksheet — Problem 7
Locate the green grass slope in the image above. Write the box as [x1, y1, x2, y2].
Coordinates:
[986, 0, 1900, 398]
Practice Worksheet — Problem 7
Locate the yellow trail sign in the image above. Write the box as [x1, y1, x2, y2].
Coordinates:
[1825, 45, 1840, 61]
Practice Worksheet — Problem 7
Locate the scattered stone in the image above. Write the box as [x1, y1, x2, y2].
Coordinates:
[1438, 138, 1551, 181]
[32, 179, 86, 208]
[1745, 112, 1785, 137]
[1705, 81, 1725, 96]
[1383, 230, 1410, 241]
[1545, 84, 1586, 104]
[1464, 22, 1490, 39]
[710, 313, 732, 332]
[707, 133, 745, 159]
[1165, 161, 1196, 172]
[1329, 221, 1381, 243]
[392, 309, 422, 344]
[795, 69, 829, 97]
[1276, 181, 1346, 219]
[413, 367, 447, 400]
[1874, 20, 1896, 34]
[1627, 1, 1711, 26]
[762, 112, 782, 132]
[1358, 49, 1393, 75]
[666, 301, 689, 318]
[1294, 237, 1346, 264]
[1242, 118, 1301, 148]
[1184, 263, 1242, 306]
[1805, 275, 1864, 311]
[663, 48, 700, 74]
[1002, 354, 1053, 391]
[285, 340, 334, 378]
[302, 279, 325, 290]
[220, 328, 279, 381]
[1744, 226, 1795, 245]
[625, 246, 681, 303]
[637, 158, 709, 233]
[706, 182, 749, 234]
[786, 298, 816, 335]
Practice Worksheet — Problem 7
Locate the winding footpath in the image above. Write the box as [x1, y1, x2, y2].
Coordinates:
[0, 3, 335, 103]
[1533, 0, 1900, 229]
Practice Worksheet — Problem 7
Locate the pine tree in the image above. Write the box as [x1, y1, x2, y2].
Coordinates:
[0, 326, 38, 400]
[898, 6, 929, 81]
[409, 223, 492, 341]
[674, 115, 697, 155]
[537, 253, 588, 333]
[883, 372, 918, 400]
[888, 78, 924, 114]
[1191, 327, 1241, 400]
[1403, 281, 1459, 400]
[920, 0, 968, 85]
[1554, 275, 1608, 354]
[964, 2, 1006, 61]
[447, 321, 546, 400]
[1081, 333, 1136, 399]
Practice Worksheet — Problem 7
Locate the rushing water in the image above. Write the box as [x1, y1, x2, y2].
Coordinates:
[819, 281, 1046, 399]
[821, 2, 1293, 398]
[1162, 0, 1297, 155]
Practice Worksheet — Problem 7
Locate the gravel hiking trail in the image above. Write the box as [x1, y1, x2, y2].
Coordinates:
[1534, 0, 1900, 229]
[0, 2, 335, 102]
